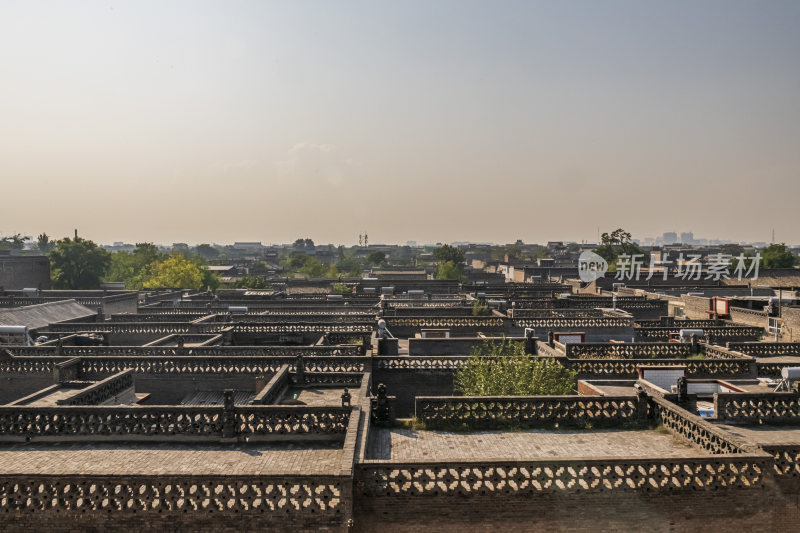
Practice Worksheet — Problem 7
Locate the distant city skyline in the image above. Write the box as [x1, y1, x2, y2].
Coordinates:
[2, 1, 799, 245]
[11, 230, 791, 249]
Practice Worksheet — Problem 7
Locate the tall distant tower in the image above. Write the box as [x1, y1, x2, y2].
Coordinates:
[364, 232, 368, 247]
[772, 229, 775, 244]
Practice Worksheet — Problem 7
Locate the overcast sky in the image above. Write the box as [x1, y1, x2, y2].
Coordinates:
[1, 1, 798, 245]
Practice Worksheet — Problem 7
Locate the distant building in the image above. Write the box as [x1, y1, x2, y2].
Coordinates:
[232, 242, 263, 250]
[662, 232, 678, 245]
[680, 232, 694, 245]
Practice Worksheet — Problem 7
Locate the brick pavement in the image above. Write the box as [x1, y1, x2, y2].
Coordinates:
[285, 387, 347, 406]
[713, 424, 800, 445]
[367, 428, 700, 461]
[0, 442, 343, 475]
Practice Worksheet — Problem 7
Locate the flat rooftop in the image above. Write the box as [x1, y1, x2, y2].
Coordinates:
[0, 442, 343, 476]
[712, 424, 800, 446]
[367, 428, 699, 461]
[283, 387, 347, 407]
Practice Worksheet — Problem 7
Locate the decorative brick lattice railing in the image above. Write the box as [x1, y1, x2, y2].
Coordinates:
[0, 357, 57, 373]
[79, 356, 368, 376]
[356, 456, 766, 498]
[373, 356, 470, 371]
[230, 323, 374, 334]
[714, 392, 800, 424]
[43, 322, 375, 336]
[233, 314, 376, 324]
[387, 301, 465, 308]
[763, 444, 800, 484]
[634, 326, 763, 342]
[757, 362, 799, 378]
[564, 343, 696, 360]
[562, 342, 747, 361]
[563, 357, 753, 378]
[513, 317, 632, 329]
[0, 474, 347, 520]
[56, 369, 134, 406]
[0, 405, 350, 442]
[5, 345, 363, 358]
[650, 396, 743, 454]
[701, 344, 750, 360]
[385, 317, 504, 328]
[0, 351, 368, 375]
[730, 307, 769, 319]
[510, 309, 605, 318]
[141, 304, 375, 313]
[237, 406, 350, 441]
[636, 319, 723, 328]
[415, 396, 644, 429]
[302, 372, 363, 387]
[727, 342, 800, 358]
[507, 298, 554, 309]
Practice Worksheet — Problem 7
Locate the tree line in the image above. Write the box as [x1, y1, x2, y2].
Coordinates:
[13, 235, 221, 291]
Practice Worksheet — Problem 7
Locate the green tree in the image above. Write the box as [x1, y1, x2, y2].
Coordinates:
[293, 238, 315, 249]
[331, 282, 352, 294]
[143, 255, 205, 290]
[366, 250, 386, 266]
[454, 340, 576, 396]
[189, 255, 221, 291]
[105, 243, 166, 289]
[595, 228, 646, 263]
[534, 248, 550, 260]
[0, 233, 28, 251]
[36, 233, 52, 254]
[325, 264, 340, 279]
[50, 237, 112, 289]
[602, 229, 632, 246]
[194, 244, 219, 260]
[435, 260, 464, 281]
[472, 299, 490, 316]
[280, 251, 308, 272]
[719, 244, 744, 256]
[433, 244, 466, 265]
[231, 275, 269, 289]
[299, 256, 326, 278]
[336, 256, 363, 277]
[761, 243, 797, 269]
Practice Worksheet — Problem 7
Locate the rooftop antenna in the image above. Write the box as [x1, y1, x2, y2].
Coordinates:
[364, 232, 368, 247]
[358, 234, 362, 247]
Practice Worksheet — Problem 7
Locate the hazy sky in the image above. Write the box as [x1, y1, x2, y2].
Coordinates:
[1, 1, 799, 246]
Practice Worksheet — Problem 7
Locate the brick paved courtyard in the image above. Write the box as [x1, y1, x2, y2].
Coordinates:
[366, 428, 700, 461]
[0, 442, 343, 475]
